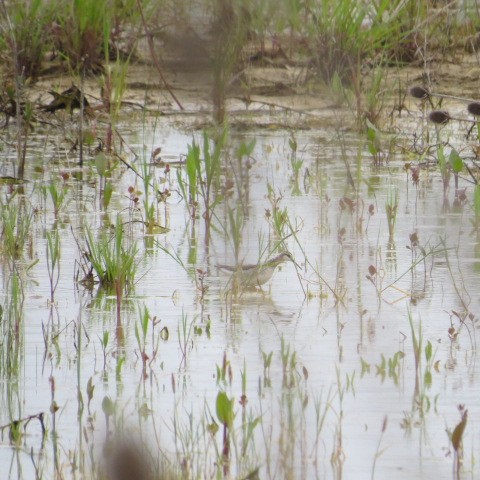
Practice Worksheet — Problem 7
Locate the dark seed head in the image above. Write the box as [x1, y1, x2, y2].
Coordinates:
[428, 110, 450, 124]
[410, 86, 430, 99]
[467, 102, 480, 116]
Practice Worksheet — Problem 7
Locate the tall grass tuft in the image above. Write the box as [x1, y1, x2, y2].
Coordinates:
[85, 216, 138, 339]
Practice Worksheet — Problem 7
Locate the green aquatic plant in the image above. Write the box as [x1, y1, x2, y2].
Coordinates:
[134, 305, 162, 379]
[101, 54, 131, 153]
[0, 196, 34, 260]
[43, 180, 69, 218]
[99, 329, 109, 373]
[0, 0, 54, 79]
[85, 218, 137, 289]
[215, 390, 235, 476]
[288, 133, 303, 194]
[178, 129, 226, 244]
[84, 216, 138, 338]
[46, 228, 61, 303]
[266, 184, 289, 240]
[53, 0, 110, 74]
[227, 205, 244, 267]
[0, 271, 24, 377]
[307, 0, 417, 84]
[178, 311, 195, 365]
[385, 186, 398, 241]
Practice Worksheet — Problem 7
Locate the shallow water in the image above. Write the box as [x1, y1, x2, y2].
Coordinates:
[0, 110, 479, 480]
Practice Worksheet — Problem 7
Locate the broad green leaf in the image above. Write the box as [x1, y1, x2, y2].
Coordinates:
[216, 391, 234, 427]
[95, 152, 108, 176]
[449, 148, 463, 173]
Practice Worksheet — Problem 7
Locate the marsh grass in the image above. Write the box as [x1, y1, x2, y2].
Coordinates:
[84, 216, 138, 338]
[43, 180, 69, 218]
[1, 3, 480, 478]
[0, 271, 24, 377]
[0, 196, 34, 260]
[0, 0, 54, 79]
[54, 0, 110, 74]
[46, 228, 61, 303]
[101, 54, 131, 152]
[307, 0, 419, 85]
[178, 129, 226, 245]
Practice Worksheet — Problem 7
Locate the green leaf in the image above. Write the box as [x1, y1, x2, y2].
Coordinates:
[474, 185, 480, 218]
[87, 377, 95, 402]
[95, 152, 108, 176]
[216, 391, 234, 427]
[449, 148, 463, 173]
[186, 142, 199, 201]
[424, 370, 432, 388]
[103, 182, 113, 209]
[367, 125, 376, 143]
[289, 138, 297, 152]
[425, 340, 432, 362]
[102, 395, 115, 416]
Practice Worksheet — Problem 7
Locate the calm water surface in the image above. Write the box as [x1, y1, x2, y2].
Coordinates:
[0, 112, 479, 480]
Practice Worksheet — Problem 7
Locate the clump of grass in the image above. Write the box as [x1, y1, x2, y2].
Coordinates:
[0, 196, 34, 260]
[178, 129, 226, 245]
[0, 271, 24, 377]
[0, 0, 54, 79]
[85, 217, 137, 290]
[307, 0, 419, 85]
[52, 0, 109, 74]
[84, 216, 138, 339]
